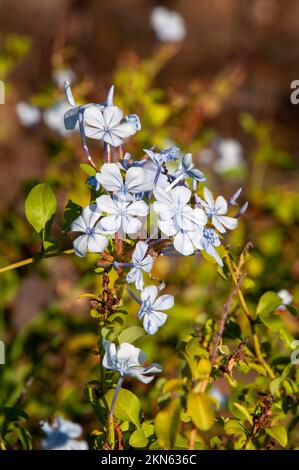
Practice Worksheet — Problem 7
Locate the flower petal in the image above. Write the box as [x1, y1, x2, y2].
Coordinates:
[126, 267, 137, 284]
[173, 231, 194, 256]
[111, 122, 136, 139]
[84, 126, 105, 140]
[219, 215, 238, 231]
[84, 105, 105, 128]
[215, 195, 227, 215]
[143, 311, 167, 335]
[96, 195, 118, 214]
[71, 215, 86, 232]
[96, 164, 123, 192]
[100, 215, 120, 232]
[102, 130, 123, 147]
[81, 204, 101, 228]
[158, 218, 177, 237]
[125, 367, 154, 383]
[87, 233, 108, 253]
[143, 363, 163, 375]
[122, 215, 141, 234]
[59, 420, 82, 439]
[204, 240, 223, 266]
[152, 294, 174, 311]
[127, 200, 149, 217]
[116, 342, 143, 366]
[141, 285, 158, 304]
[125, 167, 147, 193]
[211, 215, 226, 233]
[73, 234, 88, 257]
[139, 255, 154, 273]
[171, 186, 191, 207]
[204, 187, 214, 207]
[193, 207, 208, 227]
[132, 241, 148, 263]
[103, 105, 123, 127]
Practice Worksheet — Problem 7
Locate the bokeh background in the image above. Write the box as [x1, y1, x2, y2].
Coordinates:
[1, 0, 299, 448]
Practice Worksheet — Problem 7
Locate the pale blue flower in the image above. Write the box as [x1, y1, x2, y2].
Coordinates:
[176, 153, 205, 182]
[96, 194, 148, 235]
[84, 105, 137, 147]
[95, 163, 153, 199]
[153, 186, 207, 255]
[278, 289, 293, 311]
[44, 101, 74, 136]
[214, 138, 244, 173]
[198, 227, 223, 266]
[150, 7, 186, 43]
[200, 187, 238, 233]
[41, 417, 88, 450]
[16, 102, 41, 127]
[144, 146, 180, 166]
[102, 340, 162, 383]
[126, 241, 154, 291]
[126, 114, 141, 131]
[71, 204, 109, 257]
[209, 386, 227, 409]
[87, 175, 100, 191]
[138, 285, 174, 335]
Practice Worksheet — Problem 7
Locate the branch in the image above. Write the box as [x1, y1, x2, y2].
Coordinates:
[0, 249, 74, 275]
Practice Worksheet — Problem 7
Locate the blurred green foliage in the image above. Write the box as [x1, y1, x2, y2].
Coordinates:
[0, 37, 298, 450]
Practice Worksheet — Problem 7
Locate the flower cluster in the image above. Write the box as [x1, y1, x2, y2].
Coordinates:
[65, 84, 246, 384]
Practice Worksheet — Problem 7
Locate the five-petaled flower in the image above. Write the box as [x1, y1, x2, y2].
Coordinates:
[102, 340, 162, 383]
[198, 227, 223, 267]
[174, 153, 206, 183]
[126, 241, 154, 291]
[84, 105, 137, 147]
[153, 186, 207, 255]
[138, 285, 174, 335]
[96, 163, 153, 200]
[41, 417, 88, 450]
[96, 194, 148, 236]
[71, 204, 109, 257]
[200, 187, 238, 233]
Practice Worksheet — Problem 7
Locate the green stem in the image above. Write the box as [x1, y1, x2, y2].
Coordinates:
[225, 251, 275, 379]
[108, 376, 123, 449]
[0, 249, 74, 275]
[252, 330, 275, 380]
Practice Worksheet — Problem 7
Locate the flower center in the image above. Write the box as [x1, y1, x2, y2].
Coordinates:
[203, 228, 218, 245]
[86, 227, 95, 236]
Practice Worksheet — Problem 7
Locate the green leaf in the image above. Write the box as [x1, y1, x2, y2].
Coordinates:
[80, 163, 96, 176]
[230, 402, 253, 425]
[259, 313, 283, 332]
[0, 407, 28, 422]
[279, 328, 295, 348]
[62, 199, 82, 232]
[286, 305, 297, 316]
[129, 427, 148, 448]
[174, 434, 204, 450]
[269, 377, 282, 396]
[99, 388, 140, 427]
[256, 292, 282, 317]
[155, 398, 181, 449]
[25, 183, 57, 234]
[15, 425, 32, 450]
[118, 326, 145, 344]
[266, 426, 288, 448]
[224, 419, 246, 439]
[187, 393, 215, 431]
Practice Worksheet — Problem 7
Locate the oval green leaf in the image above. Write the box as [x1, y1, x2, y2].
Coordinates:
[25, 183, 57, 234]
